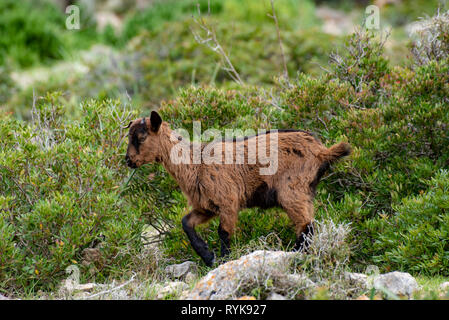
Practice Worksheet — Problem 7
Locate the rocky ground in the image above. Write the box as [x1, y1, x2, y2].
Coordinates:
[5, 221, 447, 300]
[17, 250, 448, 300]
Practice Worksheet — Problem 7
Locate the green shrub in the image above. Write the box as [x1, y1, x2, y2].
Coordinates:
[0, 94, 146, 293]
[383, 0, 442, 26]
[128, 18, 337, 105]
[0, 0, 98, 68]
[121, 0, 223, 42]
[372, 170, 449, 275]
[329, 29, 390, 107]
[121, 0, 319, 42]
[411, 9, 449, 65]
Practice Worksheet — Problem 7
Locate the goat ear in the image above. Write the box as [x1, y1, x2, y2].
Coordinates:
[150, 111, 162, 132]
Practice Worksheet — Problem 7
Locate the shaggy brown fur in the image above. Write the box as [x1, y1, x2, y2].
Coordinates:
[125, 111, 351, 266]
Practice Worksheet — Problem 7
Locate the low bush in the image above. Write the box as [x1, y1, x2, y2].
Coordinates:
[372, 170, 449, 275]
[0, 94, 146, 293]
[121, 0, 319, 42]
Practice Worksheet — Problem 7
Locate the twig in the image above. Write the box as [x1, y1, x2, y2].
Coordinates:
[268, 0, 288, 80]
[83, 274, 136, 300]
[190, 1, 244, 85]
[316, 112, 329, 131]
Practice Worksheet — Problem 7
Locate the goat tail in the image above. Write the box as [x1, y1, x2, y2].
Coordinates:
[318, 142, 351, 164]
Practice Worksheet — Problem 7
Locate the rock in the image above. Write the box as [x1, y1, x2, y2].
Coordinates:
[237, 296, 256, 300]
[267, 293, 287, 300]
[283, 274, 315, 288]
[59, 279, 101, 297]
[82, 248, 102, 266]
[345, 272, 369, 289]
[316, 6, 356, 35]
[95, 11, 123, 32]
[0, 294, 10, 300]
[373, 272, 419, 298]
[74, 283, 97, 291]
[141, 224, 162, 251]
[184, 250, 298, 300]
[184, 272, 196, 284]
[165, 261, 197, 279]
[156, 281, 189, 299]
[439, 282, 449, 292]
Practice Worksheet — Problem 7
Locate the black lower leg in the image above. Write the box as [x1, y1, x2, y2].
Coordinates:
[294, 222, 314, 252]
[218, 224, 230, 258]
[182, 215, 215, 266]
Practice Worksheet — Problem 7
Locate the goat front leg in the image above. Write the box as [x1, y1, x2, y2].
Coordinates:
[182, 209, 215, 267]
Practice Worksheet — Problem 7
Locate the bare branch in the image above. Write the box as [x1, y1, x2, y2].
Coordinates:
[269, 0, 289, 80]
[190, 2, 244, 85]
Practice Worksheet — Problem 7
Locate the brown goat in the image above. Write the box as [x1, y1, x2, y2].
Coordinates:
[125, 111, 351, 266]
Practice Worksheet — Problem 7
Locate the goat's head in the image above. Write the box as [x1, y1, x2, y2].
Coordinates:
[125, 111, 163, 168]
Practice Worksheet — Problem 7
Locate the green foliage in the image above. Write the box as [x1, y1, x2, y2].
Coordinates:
[123, 18, 336, 105]
[0, 94, 145, 292]
[221, 0, 319, 30]
[372, 170, 449, 275]
[0, 66, 16, 105]
[0, 0, 98, 69]
[122, 0, 223, 42]
[329, 29, 390, 106]
[0, 0, 65, 68]
[121, 0, 319, 43]
[383, 0, 443, 26]
[9, 18, 337, 115]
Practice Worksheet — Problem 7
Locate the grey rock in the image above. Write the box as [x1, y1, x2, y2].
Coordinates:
[155, 281, 189, 299]
[267, 293, 287, 300]
[165, 261, 197, 279]
[284, 274, 315, 288]
[344, 272, 369, 289]
[373, 271, 419, 298]
[439, 282, 449, 292]
[184, 272, 197, 284]
[184, 250, 298, 300]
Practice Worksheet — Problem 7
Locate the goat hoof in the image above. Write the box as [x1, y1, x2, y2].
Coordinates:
[204, 252, 216, 267]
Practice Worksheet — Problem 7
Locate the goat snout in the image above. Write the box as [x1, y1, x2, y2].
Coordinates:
[125, 154, 137, 168]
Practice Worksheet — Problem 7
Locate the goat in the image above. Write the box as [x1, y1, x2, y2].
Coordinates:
[125, 111, 351, 266]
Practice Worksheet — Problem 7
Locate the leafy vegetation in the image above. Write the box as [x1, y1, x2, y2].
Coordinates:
[0, 95, 146, 292]
[1, 0, 449, 297]
[0, 0, 98, 69]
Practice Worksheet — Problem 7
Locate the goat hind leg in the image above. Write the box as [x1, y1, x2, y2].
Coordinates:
[182, 210, 215, 266]
[278, 190, 315, 252]
[295, 221, 315, 252]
